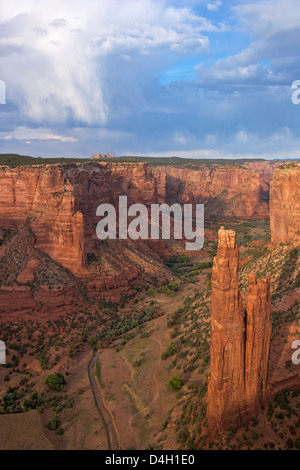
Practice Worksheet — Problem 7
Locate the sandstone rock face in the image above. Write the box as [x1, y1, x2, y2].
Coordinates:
[87, 266, 139, 293]
[0, 160, 277, 283]
[61, 162, 164, 259]
[207, 227, 246, 432]
[153, 165, 267, 219]
[0, 285, 35, 310]
[243, 161, 282, 191]
[270, 163, 300, 245]
[244, 273, 272, 416]
[34, 285, 75, 308]
[0, 284, 75, 311]
[0, 165, 86, 275]
[207, 227, 272, 433]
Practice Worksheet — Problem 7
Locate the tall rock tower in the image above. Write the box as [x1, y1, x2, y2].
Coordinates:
[207, 227, 272, 433]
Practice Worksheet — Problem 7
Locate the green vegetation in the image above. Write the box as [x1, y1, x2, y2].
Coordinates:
[46, 416, 61, 431]
[88, 337, 98, 349]
[162, 343, 178, 360]
[0, 154, 90, 167]
[167, 375, 184, 391]
[197, 261, 213, 270]
[45, 373, 65, 391]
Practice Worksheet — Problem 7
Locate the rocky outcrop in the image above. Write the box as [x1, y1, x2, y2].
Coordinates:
[0, 285, 35, 310]
[244, 274, 272, 417]
[0, 284, 75, 311]
[207, 227, 246, 432]
[0, 165, 86, 275]
[270, 163, 300, 245]
[34, 285, 75, 307]
[243, 161, 282, 193]
[207, 227, 272, 433]
[87, 266, 139, 293]
[153, 165, 267, 219]
[0, 160, 277, 282]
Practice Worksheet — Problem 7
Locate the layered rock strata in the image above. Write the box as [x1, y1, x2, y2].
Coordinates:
[270, 163, 300, 245]
[207, 227, 272, 433]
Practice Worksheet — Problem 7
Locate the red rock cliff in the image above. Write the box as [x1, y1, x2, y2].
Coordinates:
[0, 165, 86, 275]
[207, 227, 272, 433]
[153, 165, 267, 219]
[270, 163, 300, 245]
[0, 160, 274, 279]
[244, 273, 272, 417]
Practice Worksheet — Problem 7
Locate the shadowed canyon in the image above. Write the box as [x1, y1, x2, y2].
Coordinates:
[0, 155, 299, 450]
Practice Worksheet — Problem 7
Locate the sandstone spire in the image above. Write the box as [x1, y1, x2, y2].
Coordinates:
[244, 274, 272, 418]
[207, 227, 271, 433]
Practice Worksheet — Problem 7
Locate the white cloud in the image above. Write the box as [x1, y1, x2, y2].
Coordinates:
[233, 0, 300, 36]
[0, 0, 213, 127]
[207, 1, 222, 12]
[1, 0, 299, 159]
[2, 126, 77, 142]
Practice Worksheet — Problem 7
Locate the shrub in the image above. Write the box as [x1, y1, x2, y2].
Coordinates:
[167, 343, 177, 357]
[252, 417, 259, 427]
[46, 417, 60, 431]
[45, 373, 65, 391]
[167, 282, 179, 292]
[146, 289, 156, 297]
[158, 286, 172, 296]
[39, 354, 49, 370]
[168, 375, 184, 391]
[88, 337, 98, 349]
[176, 255, 190, 264]
[198, 261, 213, 270]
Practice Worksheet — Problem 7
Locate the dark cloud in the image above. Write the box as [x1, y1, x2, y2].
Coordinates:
[0, 0, 299, 158]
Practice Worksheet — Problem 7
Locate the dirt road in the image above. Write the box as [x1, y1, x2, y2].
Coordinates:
[88, 352, 120, 450]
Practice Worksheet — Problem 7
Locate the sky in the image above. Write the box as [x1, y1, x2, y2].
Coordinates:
[0, 0, 300, 159]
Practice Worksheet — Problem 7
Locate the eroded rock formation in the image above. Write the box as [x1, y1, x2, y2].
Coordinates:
[270, 163, 300, 245]
[0, 165, 86, 275]
[153, 165, 268, 219]
[207, 227, 272, 433]
[0, 161, 269, 280]
[244, 273, 272, 416]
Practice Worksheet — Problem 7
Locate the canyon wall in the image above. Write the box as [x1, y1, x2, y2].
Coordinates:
[244, 273, 272, 415]
[0, 160, 272, 280]
[270, 163, 300, 245]
[153, 165, 267, 219]
[207, 227, 272, 433]
[0, 165, 85, 275]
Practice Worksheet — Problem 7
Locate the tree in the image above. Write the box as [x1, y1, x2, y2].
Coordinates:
[45, 373, 65, 391]
[167, 282, 179, 292]
[167, 375, 184, 391]
[88, 337, 98, 349]
[166, 343, 177, 357]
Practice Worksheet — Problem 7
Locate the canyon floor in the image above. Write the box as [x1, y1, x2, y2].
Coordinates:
[0, 218, 299, 450]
